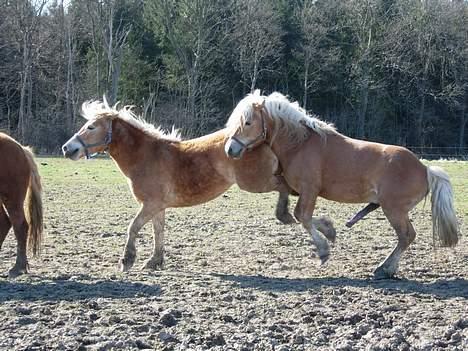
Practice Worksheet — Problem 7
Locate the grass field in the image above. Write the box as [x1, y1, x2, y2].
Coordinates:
[0, 157, 466, 350]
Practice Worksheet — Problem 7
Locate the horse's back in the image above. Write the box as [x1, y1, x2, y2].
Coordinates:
[305, 134, 428, 205]
[339, 136, 428, 206]
[178, 129, 281, 193]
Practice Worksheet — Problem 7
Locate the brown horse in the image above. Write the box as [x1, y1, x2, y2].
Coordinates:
[62, 101, 335, 271]
[0, 133, 43, 277]
[225, 91, 460, 279]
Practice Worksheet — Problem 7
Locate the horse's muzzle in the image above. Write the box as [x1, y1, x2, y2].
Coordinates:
[225, 138, 244, 159]
[62, 139, 81, 160]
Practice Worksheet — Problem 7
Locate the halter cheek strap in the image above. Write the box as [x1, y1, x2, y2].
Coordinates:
[75, 120, 113, 159]
[231, 112, 267, 150]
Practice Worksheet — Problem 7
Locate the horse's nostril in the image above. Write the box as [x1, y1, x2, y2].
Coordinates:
[62, 145, 68, 152]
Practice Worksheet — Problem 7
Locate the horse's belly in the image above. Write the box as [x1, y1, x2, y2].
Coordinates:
[320, 182, 378, 204]
[169, 182, 232, 208]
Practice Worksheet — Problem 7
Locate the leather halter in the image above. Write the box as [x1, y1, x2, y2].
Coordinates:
[75, 120, 113, 159]
[231, 111, 267, 150]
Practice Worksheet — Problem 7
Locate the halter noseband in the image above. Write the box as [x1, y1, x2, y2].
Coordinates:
[75, 120, 113, 159]
[231, 111, 267, 150]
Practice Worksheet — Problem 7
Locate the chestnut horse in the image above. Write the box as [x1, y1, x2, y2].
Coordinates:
[0, 133, 43, 277]
[62, 101, 335, 271]
[225, 91, 459, 279]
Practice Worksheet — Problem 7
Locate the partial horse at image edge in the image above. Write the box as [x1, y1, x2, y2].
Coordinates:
[225, 90, 460, 278]
[0, 133, 43, 277]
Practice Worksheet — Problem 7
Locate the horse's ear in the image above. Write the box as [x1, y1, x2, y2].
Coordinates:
[252, 99, 265, 111]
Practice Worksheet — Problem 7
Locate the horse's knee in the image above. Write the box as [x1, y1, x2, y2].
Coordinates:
[400, 226, 416, 247]
[293, 205, 303, 223]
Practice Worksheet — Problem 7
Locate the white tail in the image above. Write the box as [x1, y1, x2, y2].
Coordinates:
[427, 166, 459, 247]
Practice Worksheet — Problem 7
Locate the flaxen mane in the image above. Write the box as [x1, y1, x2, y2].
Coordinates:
[81, 100, 182, 141]
[226, 90, 336, 145]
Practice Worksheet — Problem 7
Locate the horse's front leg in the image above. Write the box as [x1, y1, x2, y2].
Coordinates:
[266, 174, 297, 224]
[294, 193, 330, 265]
[120, 205, 155, 272]
[141, 210, 165, 270]
[275, 190, 296, 224]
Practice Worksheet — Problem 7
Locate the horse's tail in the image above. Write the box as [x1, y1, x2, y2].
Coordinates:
[22, 146, 44, 256]
[426, 166, 459, 247]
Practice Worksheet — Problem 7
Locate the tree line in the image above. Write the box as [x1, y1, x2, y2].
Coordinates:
[0, 0, 467, 155]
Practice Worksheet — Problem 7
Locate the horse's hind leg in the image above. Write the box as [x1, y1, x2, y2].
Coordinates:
[141, 210, 165, 270]
[0, 204, 12, 250]
[120, 204, 156, 272]
[374, 210, 416, 279]
[5, 203, 29, 277]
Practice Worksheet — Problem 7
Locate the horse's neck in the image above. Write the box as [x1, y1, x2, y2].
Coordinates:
[270, 136, 291, 166]
[108, 119, 154, 177]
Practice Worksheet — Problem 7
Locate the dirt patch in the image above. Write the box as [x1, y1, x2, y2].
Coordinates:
[0, 158, 466, 350]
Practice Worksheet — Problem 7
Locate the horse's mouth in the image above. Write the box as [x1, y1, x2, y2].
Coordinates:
[64, 148, 80, 160]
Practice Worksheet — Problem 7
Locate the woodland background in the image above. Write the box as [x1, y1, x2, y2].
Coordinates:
[0, 0, 467, 156]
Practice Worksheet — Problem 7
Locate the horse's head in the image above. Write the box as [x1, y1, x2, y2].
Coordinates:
[62, 108, 113, 160]
[225, 97, 268, 159]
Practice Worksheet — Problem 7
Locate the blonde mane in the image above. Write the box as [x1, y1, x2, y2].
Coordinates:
[81, 100, 182, 142]
[226, 90, 336, 145]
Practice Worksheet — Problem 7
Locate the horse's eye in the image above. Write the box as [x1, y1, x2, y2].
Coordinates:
[245, 121, 251, 126]
[87, 125, 95, 130]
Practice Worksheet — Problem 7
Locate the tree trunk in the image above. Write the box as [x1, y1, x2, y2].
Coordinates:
[19, 37, 30, 143]
[303, 58, 309, 110]
[417, 93, 426, 146]
[459, 102, 466, 149]
[357, 74, 369, 139]
[66, 19, 74, 130]
[250, 60, 258, 92]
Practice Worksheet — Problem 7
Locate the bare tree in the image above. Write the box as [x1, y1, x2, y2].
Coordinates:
[230, 0, 284, 92]
[146, 0, 225, 133]
[295, 0, 339, 110]
[85, 0, 131, 104]
[11, 0, 47, 142]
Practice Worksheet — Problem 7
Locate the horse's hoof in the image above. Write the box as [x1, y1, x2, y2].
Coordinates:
[373, 266, 394, 280]
[276, 213, 296, 225]
[8, 266, 27, 278]
[141, 259, 164, 271]
[320, 254, 330, 265]
[119, 256, 135, 272]
[311, 250, 330, 266]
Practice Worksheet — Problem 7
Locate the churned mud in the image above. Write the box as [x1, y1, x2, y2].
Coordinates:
[0, 158, 466, 350]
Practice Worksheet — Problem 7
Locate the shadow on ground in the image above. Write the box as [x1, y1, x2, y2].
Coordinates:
[0, 277, 161, 302]
[213, 273, 468, 299]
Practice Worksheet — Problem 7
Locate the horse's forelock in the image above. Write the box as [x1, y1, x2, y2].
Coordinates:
[81, 100, 112, 121]
[226, 91, 266, 134]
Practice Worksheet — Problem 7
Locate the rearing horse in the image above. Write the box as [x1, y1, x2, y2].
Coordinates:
[62, 101, 335, 271]
[225, 91, 459, 279]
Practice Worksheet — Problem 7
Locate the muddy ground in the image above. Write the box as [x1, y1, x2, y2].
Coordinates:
[0, 158, 467, 350]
